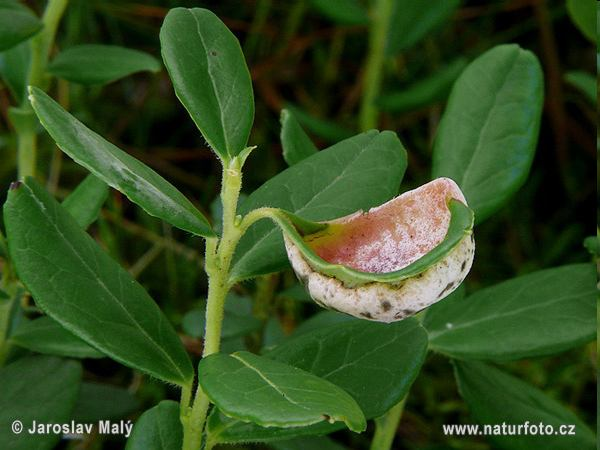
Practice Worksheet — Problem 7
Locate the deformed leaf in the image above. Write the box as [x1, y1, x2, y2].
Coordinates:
[4, 178, 194, 387]
[0, 0, 42, 52]
[160, 8, 254, 160]
[125, 401, 182, 450]
[426, 264, 597, 360]
[29, 87, 214, 237]
[0, 356, 81, 450]
[231, 130, 407, 282]
[281, 109, 318, 166]
[432, 45, 543, 223]
[454, 360, 595, 450]
[62, 174, 109, 229]
[10, 316, 106, 359]
[199, 351, 366, 432]
[206, 318, 427, 444]
[48, 45, 161, 85]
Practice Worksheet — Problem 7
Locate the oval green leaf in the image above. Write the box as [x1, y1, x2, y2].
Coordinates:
[29, 87, 214, 237]
[160, 7, 254, 161]
[10, 316, 105, 359]
[48, 44, 161, 85]
[0, 356, 81, 450]
[281, 109, 318, 166]
[199, 351, 366, 432]
[454, 360, 595, 450]
[426, 264, 597, 360]
[0, 0, 42, 52]
[206, 318, 427, 444]
[62, 174, 109, 229]
[125, 401, 182, 450]
[432, 44, 543, 223]
[230, 130, 407, 282]
[4, 178, 194, 387]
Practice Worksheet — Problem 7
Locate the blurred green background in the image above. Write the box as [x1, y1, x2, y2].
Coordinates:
[0, 1, 596, 449]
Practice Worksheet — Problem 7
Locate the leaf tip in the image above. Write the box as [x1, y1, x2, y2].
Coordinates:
[9, 181, 22, 191]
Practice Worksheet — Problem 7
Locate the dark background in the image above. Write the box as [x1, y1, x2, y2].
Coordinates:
[0, 1, 596, 449]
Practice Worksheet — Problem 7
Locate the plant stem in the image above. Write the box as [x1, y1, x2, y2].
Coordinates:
[13, 0, 69, 179]
[358, 0, 393, 131]
[181, 158, 245, 450]
[369, 397, 406, 450]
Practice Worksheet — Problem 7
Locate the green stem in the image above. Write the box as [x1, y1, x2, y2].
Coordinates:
[28, 0, 69, 90]
[358, 0, 393, 131]
[369, 397, 406, 450]
[13, 0, 68, 179]
[181, 157, 245, 450]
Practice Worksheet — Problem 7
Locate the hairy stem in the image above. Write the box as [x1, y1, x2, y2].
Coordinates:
[358, 0, 393, 131]
[369, 397, 406, 450]
[181, 157, 245, 450]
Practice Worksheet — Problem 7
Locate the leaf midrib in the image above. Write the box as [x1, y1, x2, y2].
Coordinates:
[23, 184, 187, 384]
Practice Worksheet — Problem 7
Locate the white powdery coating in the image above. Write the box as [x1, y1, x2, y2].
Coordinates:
[311, 178, 467, 274]
[284, 231, 475, 323]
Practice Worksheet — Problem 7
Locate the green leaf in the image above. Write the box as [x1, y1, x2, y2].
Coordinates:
[72, 382, 140, 423]
[308, 0, 368, 25]
[10, 316, 105, 359]
[0, 40, 30, 103]
[432, 44, 543, 223]
[4, 178, 194, 387]
[270, 436, 347, 450]
[269, 318, 427, 418]
[230, 130, 407, 282]
[290, 311, 357, 337]
[160, 7, 254, 161]
[0, 356, 81, 450]
[386, 0, 460, 55]
[377, 58, 467, 113]
[0, 0, 42, 52]
[62, 174, 109, 229]
[182, 294, 261, 339]
[48, 44, 160, 85]
[125, 401, 182, 450]
[566, 0, 596, 43]
[285, 104, 354, 143]
[565, 70, 597, 104]
[454, 360, 596, 450]
[281, 109, 318, 166]
[207, 318, 427, 444]
[199, 351, 366, 432]
[29, 87, 214, 237]
[426, 264, 596, 360]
